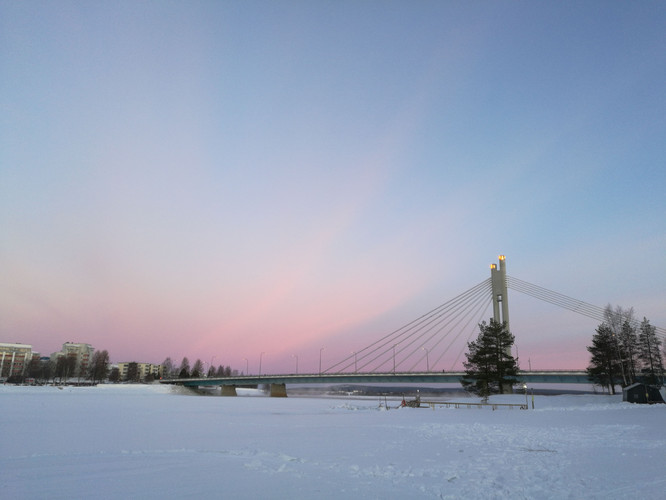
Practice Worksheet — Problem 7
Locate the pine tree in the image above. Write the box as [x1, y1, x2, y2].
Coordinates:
[126, 362, 139, 382]
[587, 324, 622, 394]
[637, 318, 664, 386]
[461, 320, 519, 396]
[191, 359, 204, 378]
[178, 357, 190, 378]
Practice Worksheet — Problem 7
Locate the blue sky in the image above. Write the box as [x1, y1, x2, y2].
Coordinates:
[1, 1, 665, 372]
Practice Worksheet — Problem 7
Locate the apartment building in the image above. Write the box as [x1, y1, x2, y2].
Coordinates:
[50, 342, 94, 378]
[117, 362, 163, 381]
[0, 343, 33, 379]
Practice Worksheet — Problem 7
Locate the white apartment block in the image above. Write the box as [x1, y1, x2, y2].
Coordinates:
[0, 343, 33, 379]
[117, 362, 163, 381]
[50, 342, 94, 377]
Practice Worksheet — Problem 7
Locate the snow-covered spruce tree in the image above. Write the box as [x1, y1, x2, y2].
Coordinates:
[461, 319, 519, 396]
[637, 318, 664, 386]
[587, 324, 622, 394]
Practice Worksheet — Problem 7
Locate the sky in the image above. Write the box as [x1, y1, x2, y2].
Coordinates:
[1, 1, 665, 374]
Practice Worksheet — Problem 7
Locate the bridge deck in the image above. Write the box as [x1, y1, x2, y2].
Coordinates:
[160, 371, 590, 387]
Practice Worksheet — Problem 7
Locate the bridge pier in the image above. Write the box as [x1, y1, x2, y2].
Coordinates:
[270, 383, 288, 397]
[220, 385, 237, 396]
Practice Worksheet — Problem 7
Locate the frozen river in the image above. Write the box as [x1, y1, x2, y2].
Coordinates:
[1, 384, 664, 499]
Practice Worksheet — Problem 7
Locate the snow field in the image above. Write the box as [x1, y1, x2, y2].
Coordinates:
[1, 384, 664, 499]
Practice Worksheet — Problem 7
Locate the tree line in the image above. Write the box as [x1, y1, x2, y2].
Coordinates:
[160, 357, 238, 379]
[586, 305, 664, 394]
[10, 351, 237, 385]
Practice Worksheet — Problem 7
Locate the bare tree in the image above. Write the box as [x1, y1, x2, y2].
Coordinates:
[162, 357, 175, 379]
[90, 350, 110, 384]
[603, 304, 635, 386]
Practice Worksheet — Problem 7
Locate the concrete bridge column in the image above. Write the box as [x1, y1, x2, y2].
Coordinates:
[220, 385, 238, 396]
[270, 383, 287, 397]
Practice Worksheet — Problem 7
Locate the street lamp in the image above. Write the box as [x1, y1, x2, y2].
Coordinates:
[259, 352, 265, 376]
[422, 347, 430, 372]
[351, 351, 357, 373]
[243, 358, 248, 375]
[522, 383, 528, 409]
[292, 354, 298, 374]
[393, 345, 397, 374]
[319, 347, 325, 375]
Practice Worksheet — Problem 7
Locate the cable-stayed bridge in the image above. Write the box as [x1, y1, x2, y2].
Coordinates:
[162, 256, 665, 396]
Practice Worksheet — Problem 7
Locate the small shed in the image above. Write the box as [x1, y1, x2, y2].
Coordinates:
[622, 383, 665, 404]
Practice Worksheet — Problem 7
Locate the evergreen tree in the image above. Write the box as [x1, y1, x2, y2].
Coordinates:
[637, 318, 664, 386]
[215, 365, 225, 377]
[126, 362, 139, 382]
[587, 324, 622, 394]
[461, 320, 519, 396]
[191, 359, 204, 378]
[207, 365, 216, 377]
[178, 357, 190, 378]
[108, 367, 121, 383]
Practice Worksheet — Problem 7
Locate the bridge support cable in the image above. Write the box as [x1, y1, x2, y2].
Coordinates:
[374, 279, 492, 373]
[323, 279, 493, 374]
[507, 275, 666, 342]
[445, 297, 493, 372]
[405, 285, 492, 372]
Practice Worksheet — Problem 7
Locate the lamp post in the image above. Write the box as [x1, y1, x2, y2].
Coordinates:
[319, 347, 325, 375]
[259, 352, 265, 377]
[292, 354, 298, 374]
[393, 345, 396, 374]
[522, 383, 528, 409]
[422, 347, 430, 372]
[352, 351, 357, 373]
[243, 358, 248, 376]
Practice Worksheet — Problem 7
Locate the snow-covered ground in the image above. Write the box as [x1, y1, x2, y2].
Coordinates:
[1, 384, 664, 499]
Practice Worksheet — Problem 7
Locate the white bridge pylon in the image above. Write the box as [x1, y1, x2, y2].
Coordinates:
[490, 255, 509, 330]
